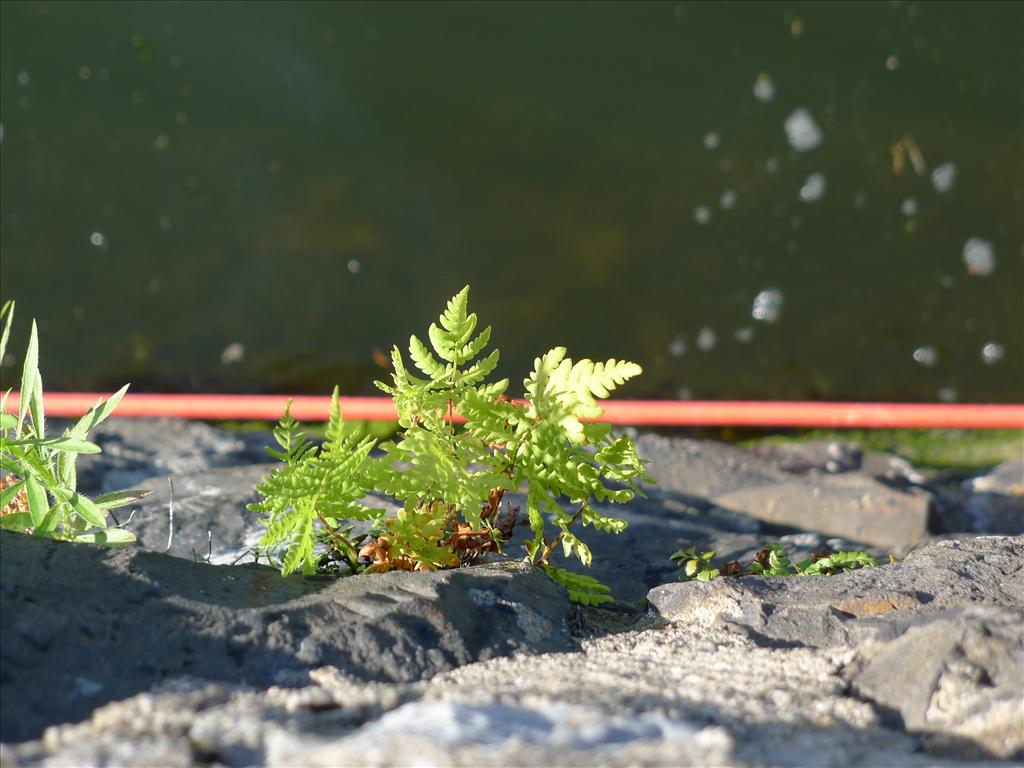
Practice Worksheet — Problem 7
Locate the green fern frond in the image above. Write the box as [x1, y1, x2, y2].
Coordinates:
[542, 565, 612, 606]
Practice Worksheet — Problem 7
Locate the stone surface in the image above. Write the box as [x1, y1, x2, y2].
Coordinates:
[72, 418, 274, 495]
[4, 620, 995, 768]
[848, 605, 1023, 759]
[648, 536, 1024, 646]
[648, 536, 1024, 761]
[0, 531, 573, 743]
[960, 460, 1024, 535]
[111, 464, 272, 563]
[710, 474, 932, 552]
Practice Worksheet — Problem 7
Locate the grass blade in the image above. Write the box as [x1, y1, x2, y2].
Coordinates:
[73, 529, 135, 546]
[0, 300, 12, 366]
[17, 321, 39, 436]
[0, 478, 26, 510]
[0, 512, 32, 531]
[23, 474, 49, 527]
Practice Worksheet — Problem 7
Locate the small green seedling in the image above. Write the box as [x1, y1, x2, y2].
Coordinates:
[671, 542, 882, 582]
[745, 542, 794, 576]
[794, 549, 879, 575]
[0, 300, 150, 544]
[670, 546, 720, 582]
[251, 286, 652, 604]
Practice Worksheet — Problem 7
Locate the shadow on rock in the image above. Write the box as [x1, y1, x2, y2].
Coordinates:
[0, 531, 574, 743]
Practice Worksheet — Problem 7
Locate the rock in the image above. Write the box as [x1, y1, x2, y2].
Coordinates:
[961, 460, 1024, 535]
[0, 530, 573, 742]
[710, 473, 932, 552]
[750, 440, 863, 475]
[112, 464, 272, 563]
[847, 605, 1023, 760]
[648, 536, 1024, 648]
[634, 434, 787, 497]
[9, 622, 946, 768]
[72, 418, 274, 495]
[646, 536, 1024, 760]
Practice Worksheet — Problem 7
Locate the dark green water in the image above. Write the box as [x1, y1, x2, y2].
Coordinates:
[1, 1, 1021, 402]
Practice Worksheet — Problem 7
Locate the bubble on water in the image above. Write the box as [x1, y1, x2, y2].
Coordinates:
[16, 70, 30, 86]
[734, 327, 755, 343]
[962, 238, 995, 276]
[765, 157, 780, 173]
[981, 342, 1004, 366]
[89, 231, 105, 247]
[347, 259, 361, 274]
[930, 162, 956, 193]
[220, 342, 245, 366]
[703, 132, 721, 151]
[853, 192, 867, 210]
[72, 306, 85, 321]
[18, 96, 30, 111]
[799, 172, 826, 203]
[753, 73, 775, 103]
[158, 215, 172, 230]
[154, 133, 170, 151]
[719, 189, 737, 210]
[667, 337, 686, 357]
[78, 65, 92, 80]
[886, 54, 900, 71]
[784, 108, 822, 152]
[752, 289, 784, 323]
[175, 111, 188, 126]
[676, 386, 693, 400]
[693, 205, 712, 225]
[912, 346, 937, 368]
[937, 387, 958, 403]
[697, 327, 717, 351]
[901, 198, 919, 217]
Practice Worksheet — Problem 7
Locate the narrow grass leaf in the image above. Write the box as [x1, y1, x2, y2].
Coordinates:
[93, 489, 152, 509]
[73, 529, 135, 546]
[0, 478, 26, 509]
[0, 512, 32, 531]
[70, 493, 107, 528]
[23, 474, 48, 527]
[17, 321, 39, 435]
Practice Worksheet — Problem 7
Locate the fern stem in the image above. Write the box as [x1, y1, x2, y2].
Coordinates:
[540, 499, 588, 563]
[316, 511, 360, 571]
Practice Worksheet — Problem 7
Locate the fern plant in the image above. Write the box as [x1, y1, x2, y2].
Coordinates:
[0, 300, 149, 544]
[247, 390, 383, 575]
[251, 286, 652, 603]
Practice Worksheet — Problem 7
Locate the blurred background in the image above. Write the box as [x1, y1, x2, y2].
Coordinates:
[1, 0, 1021, 403]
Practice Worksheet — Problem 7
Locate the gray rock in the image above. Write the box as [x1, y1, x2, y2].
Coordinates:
[960, 460, 1024, 535]
[710, 473, 932, 552]
[648, 536, 1024, 648]
[72, 418, 274, 495]
[848, 605, 1023, 760]
[966, 460, 1024, 496]
[112, 464, 272, 563]
[7, 622, 976, 768]
[751, 440, 863, 475]
[634, 434, 787, 498]
[0, 530, 573, 742]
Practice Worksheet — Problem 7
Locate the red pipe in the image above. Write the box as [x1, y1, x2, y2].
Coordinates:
[4, 392, 1022, 429]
